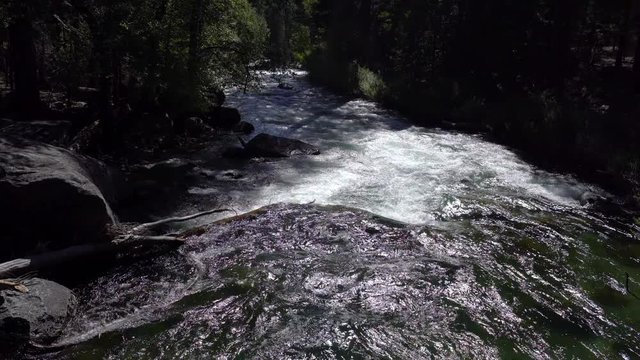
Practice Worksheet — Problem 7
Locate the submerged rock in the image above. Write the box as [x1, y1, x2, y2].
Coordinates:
[234, 121, 255, 135]
[242, 133, 320, 158]
[278, 82, 294, 90]
[132, 158, 196, 185]
[184, 117, 207, 136]
[0, 278, 77, 344]
[0, 137, 121, 260]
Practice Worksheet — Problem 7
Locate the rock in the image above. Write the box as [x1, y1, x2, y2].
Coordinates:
[184, 117, 207, 136]
[0, 120, 73, 147]
[204, 88, 226, 107]
[579, 191, 600, 206]
[221, 170, 244, 180]
[242, 133, 320, 158]
[69, 120, 101, 154]
[51, 101, 66, 111]
[234, 121, 255, 135]
[0, 136, 120, 260]
[441, 120, 486, 133]
[209, 107, 241, 130]
[132, 158, 196, 186]
[278, 82, 294, 90]
[0, 278, 76, 344]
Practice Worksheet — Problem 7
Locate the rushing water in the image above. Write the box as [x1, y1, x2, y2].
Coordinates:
[32, 71, 640, 359]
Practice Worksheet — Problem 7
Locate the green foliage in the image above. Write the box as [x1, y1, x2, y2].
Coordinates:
[1, 0, 269, 115]
[290, 24, 312, 63]
[356, 65, 386, 100]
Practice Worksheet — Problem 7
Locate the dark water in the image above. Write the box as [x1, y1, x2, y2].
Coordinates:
[32, 72, 640, 359]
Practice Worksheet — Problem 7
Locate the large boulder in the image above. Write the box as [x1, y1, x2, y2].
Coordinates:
[0, 136, 121, 261]
[242, 133, 320, 158]
[0, 278, 76, 344]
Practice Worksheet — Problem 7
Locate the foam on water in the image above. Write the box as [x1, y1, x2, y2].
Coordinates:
[225, 72, 600, 224]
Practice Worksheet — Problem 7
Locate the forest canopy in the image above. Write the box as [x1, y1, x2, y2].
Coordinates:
[0, 0, 639, 200]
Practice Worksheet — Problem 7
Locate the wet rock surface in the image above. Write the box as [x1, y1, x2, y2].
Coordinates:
[0, 278, 76, 344]
[31, 201, 640, 359]
[242, 133, 320, 158]
[0, 137, 120, 260]
[234, 121, 255, 135]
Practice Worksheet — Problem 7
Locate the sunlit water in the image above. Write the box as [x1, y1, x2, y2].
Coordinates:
[31, 71, 640, 359]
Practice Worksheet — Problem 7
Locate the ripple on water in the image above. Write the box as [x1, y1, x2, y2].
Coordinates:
[40, 203, 640, 359]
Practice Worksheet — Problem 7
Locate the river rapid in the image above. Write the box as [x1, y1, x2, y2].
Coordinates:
[38, 71, 640, 359]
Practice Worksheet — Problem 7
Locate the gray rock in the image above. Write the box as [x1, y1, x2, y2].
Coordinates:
[221, 170, 244, 180]
[243, 133, 320, 158]
[234, 121, 255, 135]
[139, 158, 195, 179]
[0, 278, 76, 344]
[278, 82, 294, 90]
[184, 117, 206, 136]
[0, 137, 119, 260]
[130, 158, 196, 192]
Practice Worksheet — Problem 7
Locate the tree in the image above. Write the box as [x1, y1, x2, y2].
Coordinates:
[7, 1, 41, 114]
[616, 0, 633, 69]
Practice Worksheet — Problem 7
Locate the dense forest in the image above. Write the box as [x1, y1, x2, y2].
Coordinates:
[1, 0, 639, 203]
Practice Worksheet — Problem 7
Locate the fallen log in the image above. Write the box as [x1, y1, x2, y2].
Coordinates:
[0, 279, 29, 293]
[131, 208, 234, 234]
[0, 208, 234, 285]
[0, 237, 184, 279]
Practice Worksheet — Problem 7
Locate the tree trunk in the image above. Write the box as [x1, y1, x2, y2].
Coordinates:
[634, 1, 640, 76]
[188, 0, 205, 85]
[7, 2, 41, 115]
[634, 35, 640, 74]
[616, 0, 633, 69]
[357, 0, 373, 64]
[551, 1, 579, 92]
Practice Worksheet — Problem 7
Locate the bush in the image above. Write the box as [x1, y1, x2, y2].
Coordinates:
[356, 65, 387, 100]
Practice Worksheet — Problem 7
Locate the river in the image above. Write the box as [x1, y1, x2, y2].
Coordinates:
[39, 71, 640, 359]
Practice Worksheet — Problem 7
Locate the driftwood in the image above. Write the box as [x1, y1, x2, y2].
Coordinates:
[0, 237, 184, 279]
[0, 208, 233, 279]
[0, 279, 29, 293]
[131, 208, 234, 234]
